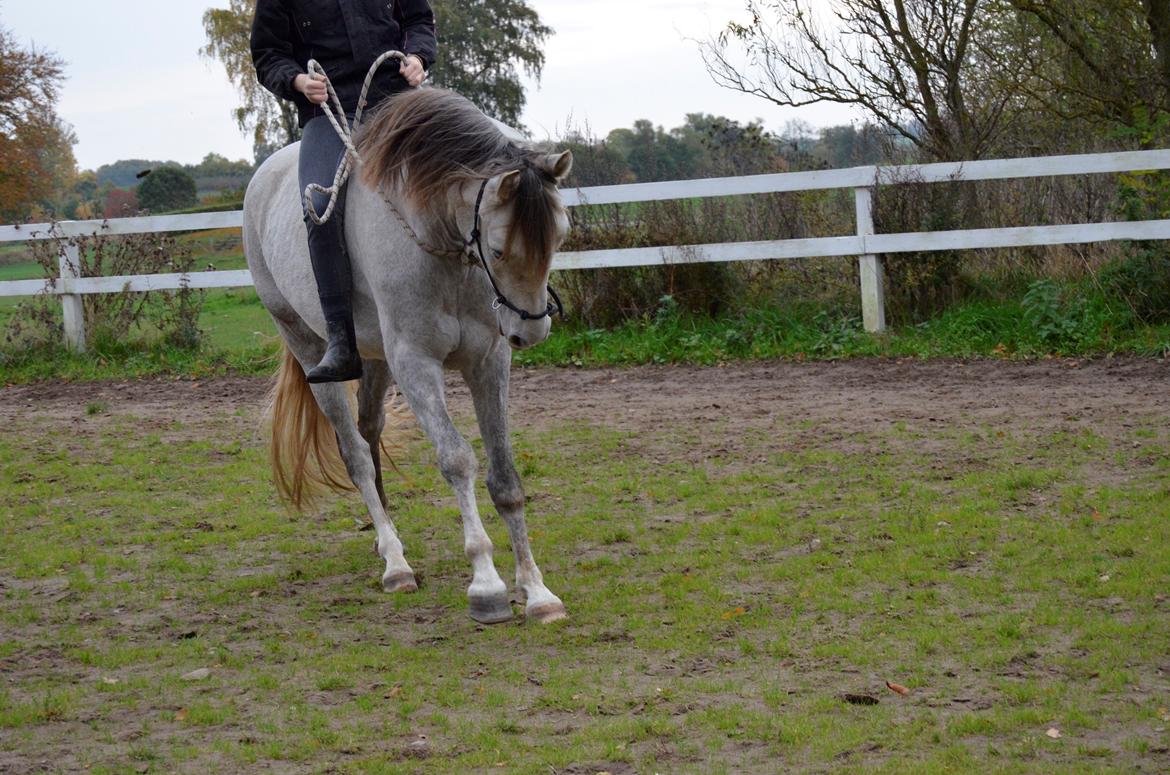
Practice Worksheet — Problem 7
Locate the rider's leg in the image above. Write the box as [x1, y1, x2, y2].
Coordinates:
[299, 115, 362, 383]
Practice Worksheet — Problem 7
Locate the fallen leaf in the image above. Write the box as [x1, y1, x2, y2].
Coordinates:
[886, 681, 910, 696]
[720, 606, 747, 620]
[1046, 727, 1062, 739]
[181, 668, 211, 681]
[174, 708, 189, 722]
[101, 677, 119, 686]
[384, 685, 401, 699]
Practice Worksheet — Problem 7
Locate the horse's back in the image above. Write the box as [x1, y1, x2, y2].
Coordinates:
[242, 144, 322, 329]
[243, 143, 300, 266]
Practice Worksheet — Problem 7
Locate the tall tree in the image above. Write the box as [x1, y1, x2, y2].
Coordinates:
[201, 0, 551, 159]
[201, 0, 301, 160]
[427, 0, 551, 126]
[0, 21, 75, 220]
[701, 0, 1023, 161]
[1003, 0, 1170, 135]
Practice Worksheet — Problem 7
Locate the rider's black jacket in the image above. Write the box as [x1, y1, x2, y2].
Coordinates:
[251, 0, 438, 127]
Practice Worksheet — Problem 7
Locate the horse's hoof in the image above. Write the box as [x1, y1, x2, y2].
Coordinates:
[469, 592, 513, 624]
[382, 572, 418, 593]
[526, 601, 568, 624]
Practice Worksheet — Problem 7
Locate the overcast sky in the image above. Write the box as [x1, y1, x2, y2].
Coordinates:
[1, 0, 856, 170]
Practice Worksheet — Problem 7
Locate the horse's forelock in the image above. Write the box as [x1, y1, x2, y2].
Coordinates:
[503, 163, 561, 272]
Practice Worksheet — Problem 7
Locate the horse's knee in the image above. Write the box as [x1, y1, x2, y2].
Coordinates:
[438, 441, 477, 485]
[487, 467, 524, 513]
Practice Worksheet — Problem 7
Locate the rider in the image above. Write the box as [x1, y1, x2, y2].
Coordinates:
[251, 0, 437, 383]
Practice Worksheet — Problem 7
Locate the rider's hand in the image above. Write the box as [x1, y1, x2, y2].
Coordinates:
[294, 73, 329, 105]
[400, 55, 426, 87]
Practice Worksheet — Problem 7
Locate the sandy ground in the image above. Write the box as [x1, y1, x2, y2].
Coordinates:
[3, 356, 1167, 443]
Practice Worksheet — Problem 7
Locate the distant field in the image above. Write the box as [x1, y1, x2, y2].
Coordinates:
[0, 228, 274, 356]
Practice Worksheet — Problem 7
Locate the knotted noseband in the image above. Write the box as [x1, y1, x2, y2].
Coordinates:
[466, 178, 564, 322]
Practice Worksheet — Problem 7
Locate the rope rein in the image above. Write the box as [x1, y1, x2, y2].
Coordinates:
[304, 53, 468, 261]
[377, 190, 470, 261]
[302, 50, 408, 225]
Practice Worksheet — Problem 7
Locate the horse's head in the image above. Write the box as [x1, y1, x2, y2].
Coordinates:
[470, 150, 573, 350]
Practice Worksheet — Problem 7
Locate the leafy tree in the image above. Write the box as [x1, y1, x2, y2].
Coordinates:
[102, 188, 140, 219]
[1002, 0, 1170, 136]
[607, 121, 705, 182]
[815, 123, 887, 167]
[682, 114, 788, 176]
[427, 0, 552, 126]
[0, 21, 76, 220]
[201, 0, 551, 158]
[187, 152, 254, 195]
[137, 167, 198, 213]
[201, 0, 302, 159]
[554, 132, 635, 187]
[701, 0, 1024, 161]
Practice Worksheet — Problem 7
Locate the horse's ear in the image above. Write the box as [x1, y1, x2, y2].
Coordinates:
[496, 170, 522, 201]
[542, 151, 573, 183]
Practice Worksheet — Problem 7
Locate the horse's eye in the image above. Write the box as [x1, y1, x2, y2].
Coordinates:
[491, 248, 503, 260]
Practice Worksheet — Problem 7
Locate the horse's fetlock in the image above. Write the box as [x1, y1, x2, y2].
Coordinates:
[464, 537, 494, 560]
[490, 489, 525, 514]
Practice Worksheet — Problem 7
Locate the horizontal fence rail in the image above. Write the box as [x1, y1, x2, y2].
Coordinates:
[3, 149, 1169, 351]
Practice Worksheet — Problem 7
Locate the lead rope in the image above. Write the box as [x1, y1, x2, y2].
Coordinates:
[302, 50, 409, 225]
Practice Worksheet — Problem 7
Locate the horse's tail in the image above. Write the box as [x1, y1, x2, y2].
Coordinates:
[267, 344, 355, 511]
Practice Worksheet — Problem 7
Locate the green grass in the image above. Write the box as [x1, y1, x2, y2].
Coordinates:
[5, 290, 1170, 384]
[1, 372, 1168, 772]
[4, 226, 1170, 383]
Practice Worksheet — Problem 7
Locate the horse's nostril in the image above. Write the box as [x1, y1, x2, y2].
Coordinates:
[508, 335, 526, 348]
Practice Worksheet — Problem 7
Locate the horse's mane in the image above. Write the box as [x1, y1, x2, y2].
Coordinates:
[357, 88, 561, 266]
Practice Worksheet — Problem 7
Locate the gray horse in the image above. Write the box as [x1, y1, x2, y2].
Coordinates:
[242, 88, 572, 624]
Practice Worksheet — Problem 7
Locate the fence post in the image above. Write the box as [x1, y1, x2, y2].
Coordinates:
[58, 242, 86, 352]
[854, 186, 886, 333]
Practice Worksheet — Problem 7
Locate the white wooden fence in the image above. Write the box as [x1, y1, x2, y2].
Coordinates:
[3, 148, 1170, 352]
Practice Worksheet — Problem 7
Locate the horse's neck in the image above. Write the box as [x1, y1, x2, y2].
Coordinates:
[370, 180, 466, 259]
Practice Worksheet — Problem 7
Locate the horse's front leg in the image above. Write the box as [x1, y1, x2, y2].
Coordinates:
[464, 349, 567, 624]
[389, 348, 512, 624]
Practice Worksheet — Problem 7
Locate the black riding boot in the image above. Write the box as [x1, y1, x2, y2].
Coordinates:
[304, 209, 363, 384]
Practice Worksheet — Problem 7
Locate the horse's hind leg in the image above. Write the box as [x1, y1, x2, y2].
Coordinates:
[357, 360, 392, 509]
[464, 349, 566, 624]
[389, 348, 512, 624]
[310, 380, 418, 592]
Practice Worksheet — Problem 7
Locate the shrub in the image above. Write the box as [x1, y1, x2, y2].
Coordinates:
[1, 225, 205, 361]
[138, 166, 198, 213]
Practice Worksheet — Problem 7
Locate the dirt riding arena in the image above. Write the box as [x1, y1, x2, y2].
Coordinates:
[2, 358, 1169, 773]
